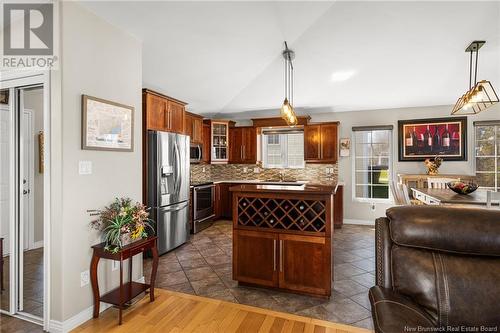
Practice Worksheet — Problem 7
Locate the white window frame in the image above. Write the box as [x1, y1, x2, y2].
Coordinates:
[261, 132, 305, 169]
[474, 122, 499, 191]
[351, 128, 393, 203]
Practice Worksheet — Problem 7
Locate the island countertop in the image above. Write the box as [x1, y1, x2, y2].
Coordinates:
[229, 183, 338, 195]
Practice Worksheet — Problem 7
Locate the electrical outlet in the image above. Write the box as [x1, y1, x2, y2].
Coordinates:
[202, 167, 206, 173]
[253, 167, 260, 174]
[111, 260, 119, 271]
[243, 167, 248, 173]
[80, 270, 90, 287]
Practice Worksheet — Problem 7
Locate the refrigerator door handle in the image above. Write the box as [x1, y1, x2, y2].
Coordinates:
[162, 201, 189, 212]
[173, 142, 181, 193]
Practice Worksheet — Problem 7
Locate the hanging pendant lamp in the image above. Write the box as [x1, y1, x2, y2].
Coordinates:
[452, 41, 499, 115]
[280, 41, 298, 126]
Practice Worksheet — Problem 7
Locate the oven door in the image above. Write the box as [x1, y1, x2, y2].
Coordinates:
[190, 144, 202, 163]
[193, 184, 215, 222]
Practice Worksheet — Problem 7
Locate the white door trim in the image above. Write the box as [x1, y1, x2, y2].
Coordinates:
[0, 71, 52, 330]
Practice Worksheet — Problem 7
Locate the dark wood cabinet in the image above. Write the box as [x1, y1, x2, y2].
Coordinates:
[220, 183, 233, 219]
[278, 234, 331, 296]
[215, 182, 238, 220]
[184, 112, 203, 144]
[144, 93, 166, 131]
[233, 229, 278, 287]
[202, 123, 211, 163]
[214, 183, 222, 219]
[143, 89, 187, 134]
[231, 187, 334, 297]
[166, 100, 185, 133]
[229, 126, 256, 164]
[304, 122, 338, 163]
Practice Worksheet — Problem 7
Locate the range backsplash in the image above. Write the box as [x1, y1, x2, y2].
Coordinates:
[191, 163, 338, 185]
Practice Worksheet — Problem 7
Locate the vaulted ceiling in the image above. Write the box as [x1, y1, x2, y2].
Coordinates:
[80, 1, 500, 117]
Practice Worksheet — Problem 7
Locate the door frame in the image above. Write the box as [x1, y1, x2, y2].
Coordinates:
[0, 70, 52, 331]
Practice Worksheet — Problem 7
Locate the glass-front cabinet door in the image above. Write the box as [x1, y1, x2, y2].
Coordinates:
[211, 122, 229, 163]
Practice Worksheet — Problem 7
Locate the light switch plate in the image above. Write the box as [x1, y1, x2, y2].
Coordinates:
[81, 270, 90, 287]
[79, 161, 92, 175]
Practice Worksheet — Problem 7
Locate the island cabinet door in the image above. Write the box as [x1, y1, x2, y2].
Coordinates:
[278, 234, 331, 296]
[233, 230, 278, 287]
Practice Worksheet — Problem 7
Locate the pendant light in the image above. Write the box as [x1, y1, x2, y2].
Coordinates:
[452, 41, 499, 115]
[280, 41, 298, 126]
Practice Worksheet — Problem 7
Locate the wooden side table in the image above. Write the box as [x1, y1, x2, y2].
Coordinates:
[90, 236, 158, 325]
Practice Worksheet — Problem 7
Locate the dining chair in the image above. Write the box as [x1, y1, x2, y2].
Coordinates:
[427, 177, 460, 189]
[389, 181, 411, 205]
[486, 190, 500, 209]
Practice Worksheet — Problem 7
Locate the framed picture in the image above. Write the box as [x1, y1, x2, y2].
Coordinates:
[398, 117, 467, 161]
[82, 95, 134, 152]
[339, 138, 350, 157]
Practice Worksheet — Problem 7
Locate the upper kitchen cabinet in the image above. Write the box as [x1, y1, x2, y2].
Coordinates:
[304, 122, 339, 163]
[205, 120, 235, 164]
[184, 111, 204, 144]
[202, 123, 211, 163]
[142, 89, 187, 134]
[229, 126, 257, 164]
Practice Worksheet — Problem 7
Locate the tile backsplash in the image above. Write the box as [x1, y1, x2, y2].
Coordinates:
[191, 163, 338, 185]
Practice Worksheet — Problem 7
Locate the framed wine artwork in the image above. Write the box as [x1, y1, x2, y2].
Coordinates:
[398, 117, 467, 161]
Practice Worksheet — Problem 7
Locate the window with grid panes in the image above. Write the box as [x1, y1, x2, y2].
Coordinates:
[262, 132, 305, 168]
[474, 122, 500, 190]
[353, 127, 392, 201]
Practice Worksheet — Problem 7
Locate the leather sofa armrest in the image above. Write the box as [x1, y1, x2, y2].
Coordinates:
[369, 286, 436, 333]
[375, 217, 392, 288]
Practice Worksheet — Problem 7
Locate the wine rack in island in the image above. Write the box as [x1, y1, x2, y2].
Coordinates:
[230, 185, 335, 297]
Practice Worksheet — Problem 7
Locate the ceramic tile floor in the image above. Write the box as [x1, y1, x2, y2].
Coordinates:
[1, 248, 44, 318]
[144, 221, 376, 330]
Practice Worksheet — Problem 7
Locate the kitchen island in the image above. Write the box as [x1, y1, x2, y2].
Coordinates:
[230, 184, 336, 297]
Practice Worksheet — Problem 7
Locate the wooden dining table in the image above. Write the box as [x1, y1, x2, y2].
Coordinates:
[411, 188, 498, 207]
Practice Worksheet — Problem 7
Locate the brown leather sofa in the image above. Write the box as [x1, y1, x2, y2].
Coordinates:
[370, 206, 500, 333]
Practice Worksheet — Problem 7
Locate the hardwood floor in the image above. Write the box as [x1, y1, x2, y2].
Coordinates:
[73, 289, 372, 333]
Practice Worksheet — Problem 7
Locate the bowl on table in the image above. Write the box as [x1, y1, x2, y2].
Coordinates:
[447, 181, 479, 195]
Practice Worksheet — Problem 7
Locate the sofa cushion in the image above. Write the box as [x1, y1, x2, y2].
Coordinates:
[392, 245, 500, 326]
[386, 206, 500, 256]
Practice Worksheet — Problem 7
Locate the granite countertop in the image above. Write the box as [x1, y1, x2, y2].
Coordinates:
[229, 183, 338, 195]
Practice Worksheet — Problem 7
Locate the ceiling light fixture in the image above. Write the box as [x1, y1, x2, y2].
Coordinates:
[452, 40, 499, 115]
[331, 70, 356, 82]
[280, 41, 297, 126]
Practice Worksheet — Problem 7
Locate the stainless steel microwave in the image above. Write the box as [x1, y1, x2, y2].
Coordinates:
[190, 143, 202, 163]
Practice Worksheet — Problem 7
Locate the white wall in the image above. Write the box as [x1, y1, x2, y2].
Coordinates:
[310, 103, 500, 223]
[57, 1, 142, 323]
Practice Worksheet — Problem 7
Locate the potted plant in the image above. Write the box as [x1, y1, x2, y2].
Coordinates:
[89, 198, 154, 253]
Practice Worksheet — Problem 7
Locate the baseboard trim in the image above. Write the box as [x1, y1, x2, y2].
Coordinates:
[49, 276, 145, 333]
[32, 241, 44, 249]
[343, 218, 374, 226]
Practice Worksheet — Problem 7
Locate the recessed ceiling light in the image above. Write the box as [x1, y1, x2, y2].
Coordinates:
[331, 70, 356, 82]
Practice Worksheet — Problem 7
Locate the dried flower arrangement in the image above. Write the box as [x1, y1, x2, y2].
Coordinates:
[89, 198, 154, 253]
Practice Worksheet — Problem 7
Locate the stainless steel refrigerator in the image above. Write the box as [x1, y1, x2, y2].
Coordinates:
[148, 131, 190, 254]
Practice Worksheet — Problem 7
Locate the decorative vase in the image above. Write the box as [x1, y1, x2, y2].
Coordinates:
[120, 232, 133, 247]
